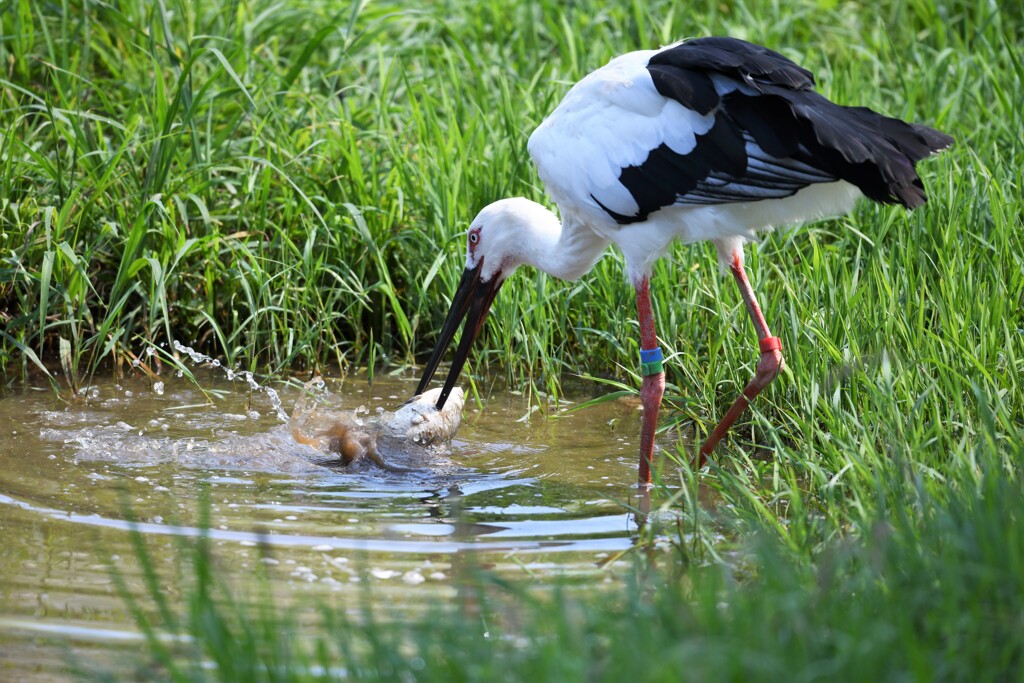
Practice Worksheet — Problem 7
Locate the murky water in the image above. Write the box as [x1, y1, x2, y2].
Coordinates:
[0, 370, 673, 680]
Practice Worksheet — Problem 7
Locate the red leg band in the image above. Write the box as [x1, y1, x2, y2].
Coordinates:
[759, 336, 782, 354]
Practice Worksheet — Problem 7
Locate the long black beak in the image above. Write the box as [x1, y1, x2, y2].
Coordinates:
[415, 261, 503, 410]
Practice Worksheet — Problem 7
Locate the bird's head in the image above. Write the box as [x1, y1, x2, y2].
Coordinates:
[462, 198, 549, 281]
[414, 198, 547, 410]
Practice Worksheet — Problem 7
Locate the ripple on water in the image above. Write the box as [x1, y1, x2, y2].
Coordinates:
[0, 373, 671, 679]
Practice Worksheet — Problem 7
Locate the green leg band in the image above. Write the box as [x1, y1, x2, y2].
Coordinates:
[641, 360, 663, 376]
[640, 347, 664, 376]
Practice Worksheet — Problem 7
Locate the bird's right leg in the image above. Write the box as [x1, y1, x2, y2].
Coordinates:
[635, 276, 665, 487]
[697, 252, 783, 466]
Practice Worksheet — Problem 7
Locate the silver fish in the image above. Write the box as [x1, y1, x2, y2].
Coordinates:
[385, 387, 465, 446]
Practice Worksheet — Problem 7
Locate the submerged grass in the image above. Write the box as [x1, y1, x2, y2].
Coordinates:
[3, 0, 1023, 678]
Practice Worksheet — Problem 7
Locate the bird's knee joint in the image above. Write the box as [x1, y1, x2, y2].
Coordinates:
[755, 349, 783, 385]
[753, 336, 783, 382]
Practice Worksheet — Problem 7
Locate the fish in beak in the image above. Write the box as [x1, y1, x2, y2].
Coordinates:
[414, 260, 504, 410]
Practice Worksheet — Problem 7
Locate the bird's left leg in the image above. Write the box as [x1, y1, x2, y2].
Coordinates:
[635, 276, 665, 487]
[698, 251, 783, 466]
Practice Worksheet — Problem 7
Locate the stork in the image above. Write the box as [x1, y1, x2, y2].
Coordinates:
[413, 37, 952, 486]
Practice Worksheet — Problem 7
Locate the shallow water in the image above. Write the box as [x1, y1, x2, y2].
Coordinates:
[0, 370, 677, 680]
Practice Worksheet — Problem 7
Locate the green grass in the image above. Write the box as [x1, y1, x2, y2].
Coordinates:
[106, 430, 1022, 682]
[3, 0, 1021, 480]
[2, 0, 1023, 679]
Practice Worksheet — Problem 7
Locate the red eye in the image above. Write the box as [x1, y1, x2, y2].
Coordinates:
[469, 230, 480, 244]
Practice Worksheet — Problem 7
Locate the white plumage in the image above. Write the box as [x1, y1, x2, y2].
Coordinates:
[525, 43, 867, 280]
[529, 49, 716, 230]
[415, 37, 952, 484]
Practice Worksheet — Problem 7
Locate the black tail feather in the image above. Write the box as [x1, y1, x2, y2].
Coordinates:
[728, 86, 952, 209]
[634, 37, 953, 215]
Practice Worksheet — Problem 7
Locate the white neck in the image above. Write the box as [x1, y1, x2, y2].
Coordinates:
[500, 200, 609, 282]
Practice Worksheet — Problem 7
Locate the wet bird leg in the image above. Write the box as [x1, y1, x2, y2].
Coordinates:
[698, 252, 783, 466]
[635, 276, 665, 487]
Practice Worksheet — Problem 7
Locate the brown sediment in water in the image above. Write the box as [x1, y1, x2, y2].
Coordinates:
[290, 385, 465, 471]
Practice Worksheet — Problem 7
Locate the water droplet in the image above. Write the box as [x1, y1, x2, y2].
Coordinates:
[402, 571, 425, 585]
[153, 381, 164, 395]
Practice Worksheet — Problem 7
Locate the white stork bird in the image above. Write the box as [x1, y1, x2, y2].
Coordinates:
[413, 37, 952, 485]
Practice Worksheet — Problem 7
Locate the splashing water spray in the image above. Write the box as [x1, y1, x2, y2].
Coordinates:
[169, 341, 466, 470]
[171, 340, 293, 422]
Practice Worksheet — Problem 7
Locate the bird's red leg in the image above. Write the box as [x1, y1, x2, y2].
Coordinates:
[635, 276, 665, 487]
[697, 253, 783, 466]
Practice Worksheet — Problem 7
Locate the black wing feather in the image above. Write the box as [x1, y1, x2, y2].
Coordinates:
[648, 36, 816, 91]
[603, 37, 953, 224]
[646, 65, 719, 115]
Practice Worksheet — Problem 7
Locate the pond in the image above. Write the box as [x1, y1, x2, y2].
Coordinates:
[0, 365, 683, 679]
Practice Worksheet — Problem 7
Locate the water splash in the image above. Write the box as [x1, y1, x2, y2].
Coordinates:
[171, 340, 288, 421]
